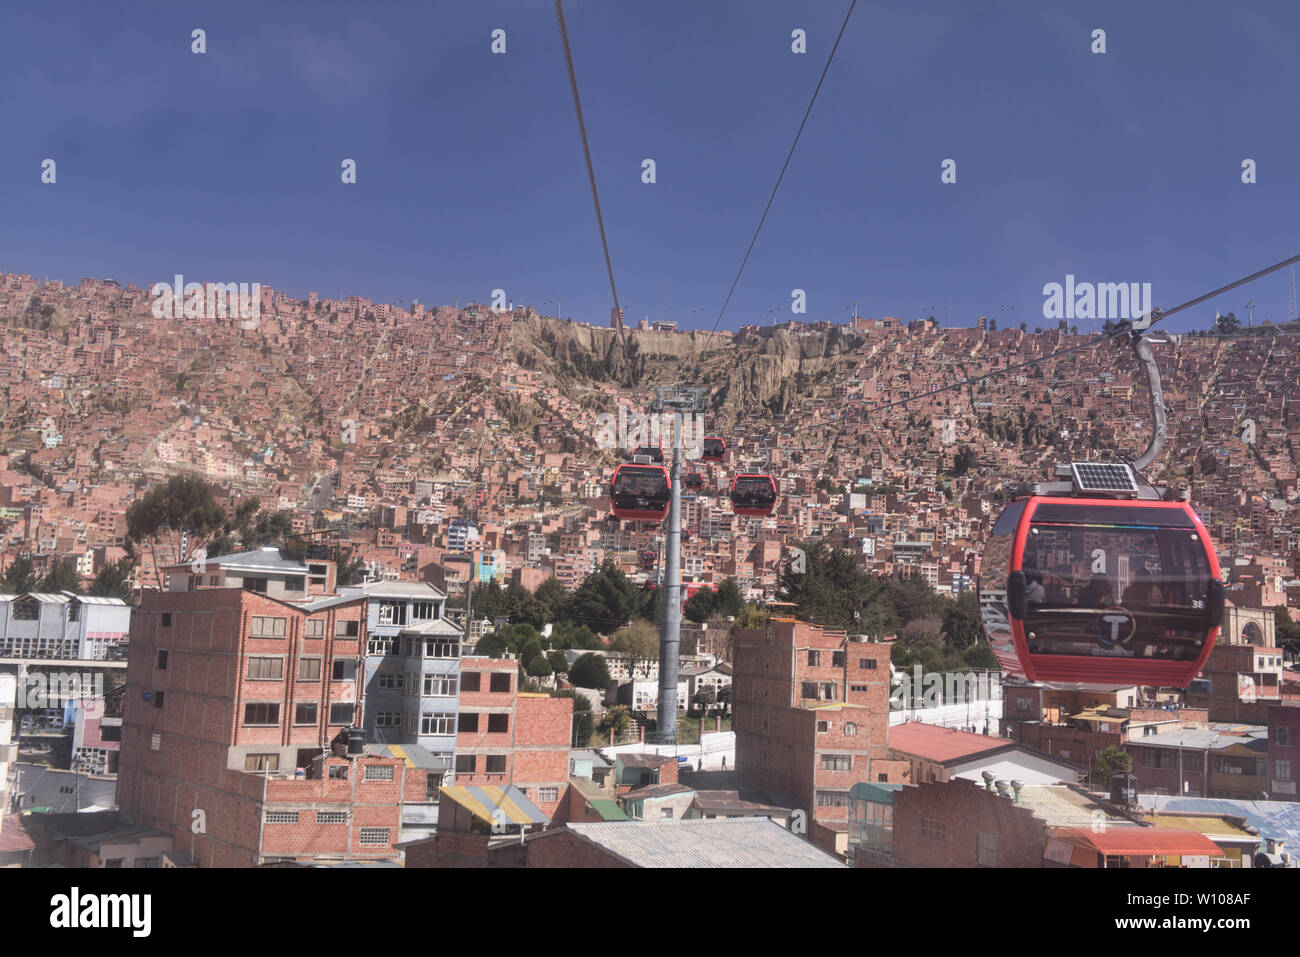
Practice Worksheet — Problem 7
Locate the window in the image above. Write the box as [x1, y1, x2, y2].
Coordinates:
[490, 673, 512, 693]
[426, 773, 441, 800]
[248, 657, 284, 680]
[801, 682, 819, 700]
[364, 764, 395, 781]
[335, 620, 359, 637]
[832, 651, 845, 668]
[375, 712, 400, 728]
[977, 830, 998, 867]
[249, 616, 286, 638]
[377, 602, 407, 626]
[860, 658, 878, 670]
[844, 722, 858, 736]
[161, 613, 172, 627]
[921, 818, 946, 842]
[487, 713, 509, 733]
[423, 675, 457, 697]
[157, 650, 168, 669]
[660, 807, 674, 819]
[298, 658, 321, 681]
[425, 639, 459, 659]
[817, 721, 830, 732]
[538, 787, 558, 803]
[243, 577, 269, 594]
[411, 601, 435, 620]
[458, 712, 480, 733]
[815, 790, 849, 807]
[376, 671, 400, 690]
[1275, 726, 1292, 747]
[360, 828, 389, 846]
[294, 703, 318, 725]
[850, 684, 868, 692]
[807, 650, 820, 667]
[328, 765, 348, 779]
[1277, 760, 1293, 782]
[485, 755, 507, 774]
[820, 754, 851, 771]
[265, 810, 298, 824]
[332, 660, 348, 681]
[421, 712, 454, 735]
[461, 672, 481, 692]
[284, 576, 305, 592]
[12, 600, 38, 620]
[455, 754, 476, 773]
[244, 703, 280, 725]
[246, 754, 280, 771]
[821, 682, 835, 700]
[317, 811, 347, 824]
[1015, 698, 1031, 712]
[304, 619, 325, 638]
[153, 691, 165, 709]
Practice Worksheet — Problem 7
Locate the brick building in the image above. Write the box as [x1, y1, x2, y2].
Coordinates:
[733, 618, 907, 855]
[1267, 703, 1300, 801]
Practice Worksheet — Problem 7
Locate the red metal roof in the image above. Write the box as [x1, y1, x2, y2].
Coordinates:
[887, 721, 1011, 762]
[1056, 827, 1225, 857]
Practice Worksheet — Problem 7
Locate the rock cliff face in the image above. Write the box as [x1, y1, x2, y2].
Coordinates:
[511, 317, 866, 420]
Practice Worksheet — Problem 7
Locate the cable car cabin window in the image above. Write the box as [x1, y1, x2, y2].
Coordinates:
[1019, 523, 1213, 661]
[731, 476, 776, 509]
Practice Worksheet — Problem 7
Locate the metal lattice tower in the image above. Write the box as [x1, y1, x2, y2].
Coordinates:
[1289, 265, 1297, 322]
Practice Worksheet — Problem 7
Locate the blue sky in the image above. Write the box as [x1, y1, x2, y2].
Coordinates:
[1, 0, 1297, 332]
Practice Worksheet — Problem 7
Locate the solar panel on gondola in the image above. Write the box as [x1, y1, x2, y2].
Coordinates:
[609, 463, 670, 521]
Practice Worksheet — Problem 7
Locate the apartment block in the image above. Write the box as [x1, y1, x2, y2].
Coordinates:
[733, 617, 906, 855]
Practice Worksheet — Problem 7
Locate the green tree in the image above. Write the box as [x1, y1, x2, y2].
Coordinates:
[476, 633, 509, 658]
[570, 652, 612, 690]
[714, 577, 744, 617]
[563, 560, 645, 633]
[88, 557, 136, 606]
[608, 619, 659, 679]
[550, 621, 601, 650]
[525, 654, 553, 678]
[599, 705, 633, 738]
[534, 577, 569, 620]
[40, 557, 82, 594]
[777, 541, 895, 634]
[126, 473, 227, 587]
[547, 650, 569, 673]
[941, 590, 983, 650]
[683, 588, 716, 623]
[1213, 311, 1241, 334]
[1095, 745, 1133, 786]
[2, 554, 38, 594]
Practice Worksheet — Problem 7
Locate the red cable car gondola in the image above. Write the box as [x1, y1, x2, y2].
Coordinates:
[978, 465, 1223, 687]
[729, 473, 778, 517]
[630, 443, 664, 463]
[684, 471, 704, 489]
[609, 463, 670, 521]
[701, 437, 726, 462]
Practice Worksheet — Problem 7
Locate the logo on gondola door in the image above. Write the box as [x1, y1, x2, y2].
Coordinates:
[1091, 550, 1106, 574]
[1096, 609, 1134, 649]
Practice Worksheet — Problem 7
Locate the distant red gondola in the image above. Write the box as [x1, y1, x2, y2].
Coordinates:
[701, 437, 726, 462]
[609, 464, 670, 521]
[729, 473, 778, 517]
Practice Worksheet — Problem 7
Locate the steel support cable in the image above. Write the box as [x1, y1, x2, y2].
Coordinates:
[555, 0, 620, 316]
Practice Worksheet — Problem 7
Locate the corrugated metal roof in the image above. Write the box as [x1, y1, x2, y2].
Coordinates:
[440, 785, 549, 826]
[564, 818, 847, 868]
[1055, 826, 1225, 857]
[1142, 795, 1300, 851]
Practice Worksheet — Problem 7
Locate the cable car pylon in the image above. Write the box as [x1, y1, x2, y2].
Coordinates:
[649, 385, 706, 744]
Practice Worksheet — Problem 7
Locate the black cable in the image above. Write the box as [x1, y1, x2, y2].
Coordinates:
[857, 252, 1300, 418]
[554, 0, 620, 317]
[700, 0, 858, 353]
